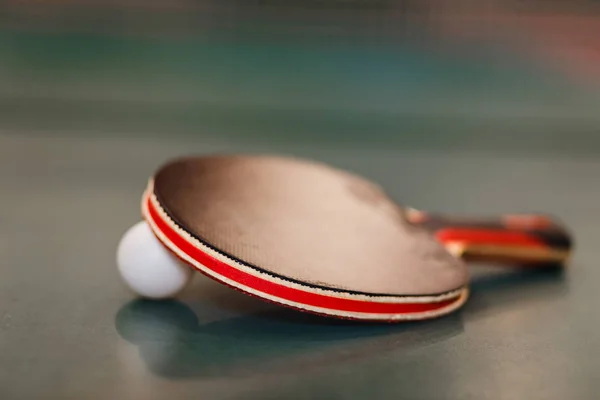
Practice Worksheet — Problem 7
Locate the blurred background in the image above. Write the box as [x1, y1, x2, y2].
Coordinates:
[1, 0, 599, 153]
[2, 2, 600, 399]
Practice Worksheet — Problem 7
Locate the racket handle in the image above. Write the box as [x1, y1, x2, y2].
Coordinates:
[406, 210, 573, 266]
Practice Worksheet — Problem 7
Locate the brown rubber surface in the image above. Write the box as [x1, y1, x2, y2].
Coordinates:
[153, 155, 469, 296]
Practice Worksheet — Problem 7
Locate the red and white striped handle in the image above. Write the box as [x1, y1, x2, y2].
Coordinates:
[406, 210, 573, 266]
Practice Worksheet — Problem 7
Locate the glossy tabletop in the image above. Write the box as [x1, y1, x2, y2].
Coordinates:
[1, 20, 600, 399]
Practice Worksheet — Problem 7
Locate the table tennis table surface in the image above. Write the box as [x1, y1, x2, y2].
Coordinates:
[1, 28, 600, 399]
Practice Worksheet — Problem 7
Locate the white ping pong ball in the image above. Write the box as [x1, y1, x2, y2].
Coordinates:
[117, 220, 193, 299]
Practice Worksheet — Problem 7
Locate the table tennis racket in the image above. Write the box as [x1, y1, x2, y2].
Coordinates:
[116, 154, 572, 322]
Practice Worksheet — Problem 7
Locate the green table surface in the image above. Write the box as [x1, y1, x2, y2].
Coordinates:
[1, 30, 600, 399]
